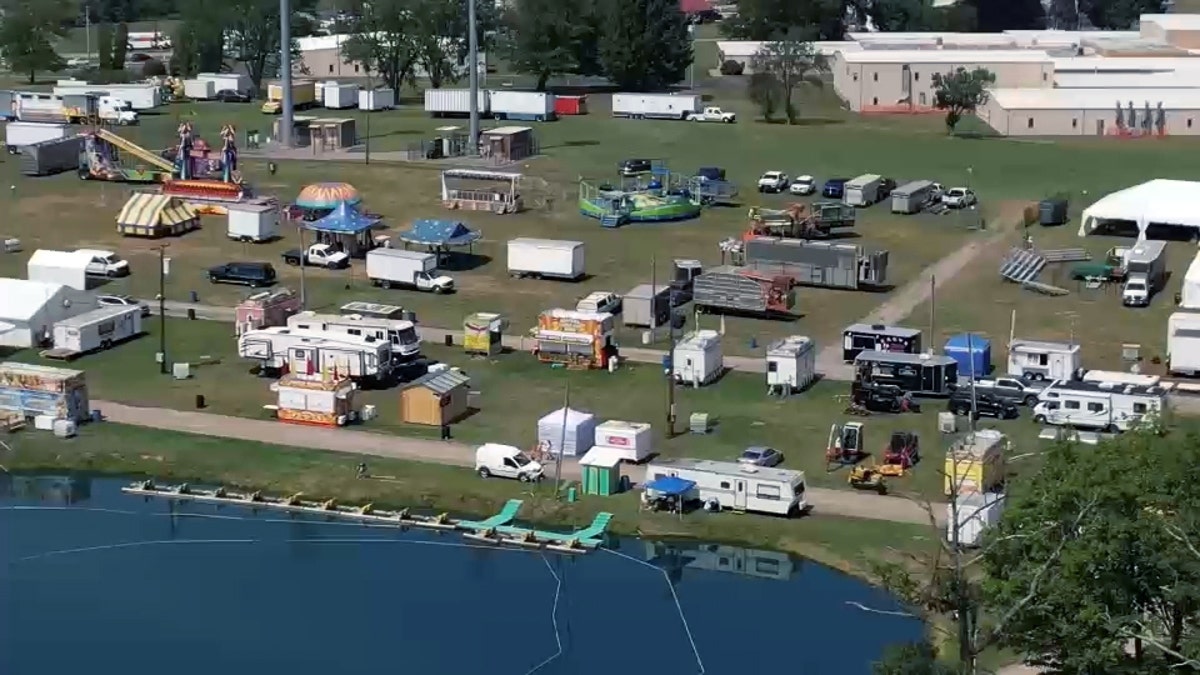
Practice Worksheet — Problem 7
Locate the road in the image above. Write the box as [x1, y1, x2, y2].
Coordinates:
[92, 399, 945, 527]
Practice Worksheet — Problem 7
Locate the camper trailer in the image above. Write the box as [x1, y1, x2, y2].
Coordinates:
[842, 323, 922, 362]
[286, 310, 421, 362]
[237, 327, 393, 382]
[766, 335, 816, 395]
[1007, 339, 1081, 381]
[854, 352, 958, 396]
[644, 458, 807, 516]
[671, 330, 723, 386]
[51, 305, 142, 355]
[1032, 380, 1165, 432]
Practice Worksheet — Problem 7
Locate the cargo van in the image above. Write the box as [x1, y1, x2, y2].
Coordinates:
[475, 443, 544, 482]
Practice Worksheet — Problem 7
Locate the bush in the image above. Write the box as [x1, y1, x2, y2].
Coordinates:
[719, 59, 744, 76]
[141, 58, 167, 78]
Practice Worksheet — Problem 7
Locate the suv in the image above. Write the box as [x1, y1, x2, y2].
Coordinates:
[757, 171, 789, 193]
[822, 178, 849, 199]
[620, 159, 652, 176]
[947, 389, 1019, 420]
[976, 376, 1046, 406]
[208, 262, 276, 287]
[576, 291, 622, 314]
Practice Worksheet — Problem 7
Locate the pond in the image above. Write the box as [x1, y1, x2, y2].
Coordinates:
[1, 475, 922, 674]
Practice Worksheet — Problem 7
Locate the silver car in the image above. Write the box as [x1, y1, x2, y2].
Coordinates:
[97, 294, 151, 318]
[738, 446, 783, 467]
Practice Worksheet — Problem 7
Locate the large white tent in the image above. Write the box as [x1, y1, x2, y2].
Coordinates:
[1079, 179, 1200, 238]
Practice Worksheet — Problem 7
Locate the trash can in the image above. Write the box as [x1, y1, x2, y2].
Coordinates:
[567, 486, 577, 503]
[195, 394, 206, 409]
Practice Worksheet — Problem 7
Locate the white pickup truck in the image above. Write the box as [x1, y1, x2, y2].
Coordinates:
[281, 243, 350, 269]
[757, 171, 789, 193]
[685, 106, 736, 123]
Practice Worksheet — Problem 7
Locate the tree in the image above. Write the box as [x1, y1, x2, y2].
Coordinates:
[868, 0, 940, 32]
[872, 641, 957, 675]
[169, 24, 197, 76]
[340, 0, 421, 94]
[722, 0, 858, 41]
[751, 35, 827, 124]
[567, 0, 602, 77]
[97, 22, 114, 70]
[968, 0, 1045, 31]
[1046, 0, 1080, 30]
[746, 72, 782, 121]
[503, 0, 582, 90]
[0, 0, 72, 84]
[225, 0, 315, 93]
[112, 22, 129, 71]
[597, 0, 691, 92]
[1081, 0, 1166, 30]
[930, 67, 995, 134]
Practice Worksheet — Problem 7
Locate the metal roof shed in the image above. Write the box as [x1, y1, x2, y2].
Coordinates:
[399, 368, 471, 426]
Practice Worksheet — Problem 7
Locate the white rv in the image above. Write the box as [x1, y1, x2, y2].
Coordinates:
[1168, 311, 1200, 376]
[238, 327, 393, 381]
[1032, 380, 1165, 432]
[286, 310, 420, 361]
[1007, 339, 1082, 381]
[644, 458, 807, 516]
[671, 330, 723, 386]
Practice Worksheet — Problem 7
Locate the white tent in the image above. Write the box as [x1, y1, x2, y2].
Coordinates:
[1079, 179, 1200, 238]
[27, 249, 91, 290]
[0, 278, 92, 347]
[536, 407, 597, 457]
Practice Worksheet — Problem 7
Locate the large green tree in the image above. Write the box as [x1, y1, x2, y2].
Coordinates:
[0, 0, 72, 83]
[224, 0, 315, 92]
[722, 0, 860, 41]
[751, 34, 827, 124]
[340, 0, 421, 94]
[112, 22, 129, 70]
[930, 66, 996, 134]
[597, 0, 692, 91]
[502, 0, 582, 90]
[1081, 0, 1167, 30]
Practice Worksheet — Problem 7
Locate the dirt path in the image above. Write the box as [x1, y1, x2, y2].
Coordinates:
[92, 399, 943, 527]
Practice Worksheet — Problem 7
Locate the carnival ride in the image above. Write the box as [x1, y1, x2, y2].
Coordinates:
[743, 202, 857, 240]
[578, 162, 704, 228]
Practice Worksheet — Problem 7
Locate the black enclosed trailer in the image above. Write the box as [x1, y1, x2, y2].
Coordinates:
[842, 323, 922, 362]
[853, 352, 958, 397]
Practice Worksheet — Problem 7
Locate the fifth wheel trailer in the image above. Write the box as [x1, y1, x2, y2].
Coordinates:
[51, 305, 142, 356]
[742, 236, 889, 291]
[238, 327, 394, 382]
[611, 93, 701, 120]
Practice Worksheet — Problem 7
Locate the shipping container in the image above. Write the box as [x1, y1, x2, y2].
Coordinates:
[359, 88, 395, 111]
[424, 88, 490, 117]
[51, 305, 143, 355]
[622, 283, 672, 328]
[554, 95, 587, 115]
[183, 79, 216, 100]
[692, 266, 794, 316]
[507, 238, 585, 280]
[611, 93, 700, 120]
[743, 237, 889, 291]
[489, 90, 556, 121]
[323, 81, 359, 109]
[0, 361, 89, 422]
[20, 136, 83, 177]
[4, 122, 70, 154]
[891, 180, 934, 214]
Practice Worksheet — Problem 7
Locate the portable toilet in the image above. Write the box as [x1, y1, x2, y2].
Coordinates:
[579, 447, 624, 496]
[944, 333, 992, 379]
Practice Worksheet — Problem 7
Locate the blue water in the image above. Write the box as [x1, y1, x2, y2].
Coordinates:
[0, 476, 922, 674]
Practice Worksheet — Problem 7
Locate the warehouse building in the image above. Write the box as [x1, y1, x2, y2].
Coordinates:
[978, 88, 1200, 136]
[295, 34, 487, 81]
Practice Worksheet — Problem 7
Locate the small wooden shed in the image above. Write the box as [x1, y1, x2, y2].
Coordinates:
[579, 446, 624, 496]
[479, 126, 536, 162]
[399, 368, 470, 426]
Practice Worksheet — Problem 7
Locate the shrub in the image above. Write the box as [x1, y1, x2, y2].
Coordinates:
[719, 59, 744, 76]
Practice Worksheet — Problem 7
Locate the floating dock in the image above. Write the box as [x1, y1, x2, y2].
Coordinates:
[122, 481, 613, 555]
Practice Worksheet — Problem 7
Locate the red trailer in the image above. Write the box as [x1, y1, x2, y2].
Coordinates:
[235, 288, 302, 335]
[554, 95, 587, 116]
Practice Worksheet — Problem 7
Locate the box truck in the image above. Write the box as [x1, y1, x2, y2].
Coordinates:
[425, 88, 490, 117]
[1168, 311, 1200, 376]
[1121, 239, 1167, 307]
[611, 93, 701, 120]
[507, 238, 585, 280]
[52, 83, 160, 110]
[183, 79, 216, 100]
[489, 91, 556, 121]
[366, 249, 455, 293]
[844, 174, 884, 207]
[4, 122, 71, 155]
[50, 305, 143, 356]
[262, 81, 317, 114]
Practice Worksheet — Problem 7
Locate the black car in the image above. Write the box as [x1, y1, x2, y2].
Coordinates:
[947, 390, 1018, 420]
[215, 89, 251, 103]
[620, 159, 652, 176]
[208, 262, 276, 287]
[879, 177, 897, 198]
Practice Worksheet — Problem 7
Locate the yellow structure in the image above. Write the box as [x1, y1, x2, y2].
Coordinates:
[944, 430, 1007, 496]
[463, 312, 506, 356]
[532, 309, 616, 370]
[272, 373, 356, 427]
[116, 193, 200, 238]
[399, 368, 470, 426]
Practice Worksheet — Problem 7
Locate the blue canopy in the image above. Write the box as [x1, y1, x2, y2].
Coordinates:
[306, 201, 379, 234]
[397, 218, 482, 247]
[643, 476, 696, 496]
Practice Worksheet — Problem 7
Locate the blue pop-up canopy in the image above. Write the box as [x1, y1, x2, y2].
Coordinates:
[306, 201, 379, 234]
[643, 476, 696, 496]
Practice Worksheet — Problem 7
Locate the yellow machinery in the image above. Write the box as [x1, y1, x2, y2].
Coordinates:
[848, 465, 887, 494]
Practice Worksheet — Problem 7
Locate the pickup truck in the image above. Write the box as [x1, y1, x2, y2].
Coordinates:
[281, 244, 350, 269]
[685, 107, 736, 123]
[757, 171, 789, 193]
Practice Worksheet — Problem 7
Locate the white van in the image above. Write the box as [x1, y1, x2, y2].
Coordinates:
[475, 443, 544, 482]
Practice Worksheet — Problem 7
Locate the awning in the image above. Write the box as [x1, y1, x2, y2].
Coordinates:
[643, 476, 696, 496]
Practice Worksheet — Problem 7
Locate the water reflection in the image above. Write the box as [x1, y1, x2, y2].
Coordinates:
[0, 474, 91, 504]
[642, 540, 795, 583]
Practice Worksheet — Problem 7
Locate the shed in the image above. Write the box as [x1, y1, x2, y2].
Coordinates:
[116, 193, 200, 238]
[0, 278, 93, 348]
[479, 126, 536, 163]
[463, 312, 506, 356]
[579, 446, 625, 496]
[537, 406, 597, 457]
[399, 368, 470, 426]
[944, 334, 992, 378]
[308, 118, 356, 151]
[27, 249, 90, 290]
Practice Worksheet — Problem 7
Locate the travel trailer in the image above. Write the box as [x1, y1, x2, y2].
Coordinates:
[671, 330, 723, 386]
[286, 310, 420, 362]
[644, 458, 807, 516]
[237, 327, 393, 382]
[1007, 339, 1082, 381]
[1032, 380, 1165, 432]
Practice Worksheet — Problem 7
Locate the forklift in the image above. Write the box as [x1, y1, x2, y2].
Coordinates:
[825, 422, 867, 471]
[880, 431, 920, 476]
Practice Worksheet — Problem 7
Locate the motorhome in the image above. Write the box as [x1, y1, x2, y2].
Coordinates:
[1007, 339, 1082, 381]
[644, 458, 807, 516]
[853, 352, 958, 397]
[1032, 380, 1166, 432]
[237, 327, 394, 382]
[286, 310, 420, 362]
[1080, 370, 1161, 387]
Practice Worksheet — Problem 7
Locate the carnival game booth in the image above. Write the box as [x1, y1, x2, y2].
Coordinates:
[441, 168, 522, 214]
[116, 193, 200, 238]
[531, 309, 617, 370]
[302, 201, 381, 257]
[270, 373, 356, 427]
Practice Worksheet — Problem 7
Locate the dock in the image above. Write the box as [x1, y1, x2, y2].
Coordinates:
[121, 480, 613, 555]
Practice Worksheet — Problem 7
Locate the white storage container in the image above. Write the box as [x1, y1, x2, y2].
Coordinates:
[946, 491, 1005, 548]
[359, 88, 395, 111]
[594, 420, 653, 462]
[507, 238, 585, 280]
[425, 88, 490, 116]
[537, 407, 596, 457]
[183, 79, 216, 100]
[489, 90, 556, 121]
[226, 203, 280, 242]
[197, 72, 252, 94]
[4, 122, 71, 154]
[52, 418, 77, 438]
[765, 335, 816, 394]
[672, 330, 723, 387]
[34, 414, 55, 431]
[323, 81, 358, 109]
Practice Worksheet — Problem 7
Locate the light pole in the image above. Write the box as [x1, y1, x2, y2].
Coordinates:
[365, 70, 372, 165]
[279, 0, 293, 147]
[466, 0, 480, 155]
[157, 244, 169, 374]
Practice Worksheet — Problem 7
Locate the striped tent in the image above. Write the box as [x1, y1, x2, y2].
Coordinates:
[116, 193, 201, 238]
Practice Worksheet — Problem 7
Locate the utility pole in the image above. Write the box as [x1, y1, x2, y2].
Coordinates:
[279, 0, 293, 147]
[553, 381, 568, 497]
[929, 274, 936, 345]
[365, 69, 372, 165]
[85, 6, 91, 64]
[158, 244, 169, 374]
[298, 222, 307, 308]
[466, 0, 480, 155]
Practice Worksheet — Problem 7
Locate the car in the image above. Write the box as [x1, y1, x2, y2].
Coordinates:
[214, 89, 251, 103]
[96, 294, 151, 318]
[738, 446, 783, 467]
[947, 389, 1018, 420]
[822, 178, 849, 199]
[208, 261, 277, 287]
[789, 175, 816, 195]
[696, 166, 726, 181]
[576, 291, 622, 315]
[943, 187, 977, 209]
[620, 159, 652, 176]
[757, 171, 789, 193]
[129, 53, 152, 62]
[475, 443, 544, 482]
[974, 376, 1047, 407]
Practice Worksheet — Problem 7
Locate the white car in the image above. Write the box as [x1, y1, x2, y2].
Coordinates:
[789, 175, 816, 195]
[97, 294, 151, 317]
[475, 443, 544, 482]
[576, 291, 622, 315]
[77, 249, 130, 277]
[758, 171, 789, 193]
[943, 187, 977, 209]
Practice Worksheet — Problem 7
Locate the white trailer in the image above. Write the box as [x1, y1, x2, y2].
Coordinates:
[4, 122, 71, 154]
[27, 249, 91, 290]
[52, 83, 160, 110]
[286, 310, 421, 361]
[365, 249, 455, 293]
[844, 174, 884, 207]
[238, 327, 394, 381]
[611, 93, 701, 120]
[1081, 370, 1161, 387]
[1033, 380, 1165, 432]
[226, 203, 280, 242]
[645, 458, 807, 516]
[593, 420, 653, 462]
[1007, 339, 1081, 381]
[946, 491, 1005, 548]
[672, 330, 723, 386]
[1181, 252, 1200, 310]
[766, 335, 816, 395]
[323, 82, 359, 109]
[183, 79, 216, 100]
[507, 238, 585, 280]
[891, 180, 934, 214]
[489, 91, 556, 121]
[359, 88, 395, 111]
[197, 72, 252, 94]
[425, 88, 490, 116]
[1168, 311, 1200, 376]
[51, 305, 142, 355]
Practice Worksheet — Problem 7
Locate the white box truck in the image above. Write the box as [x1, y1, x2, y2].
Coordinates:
[507, 238, 585, 280]
[226, 203, 280, 242]
[51, 305, 142, 355]
[4, 122, 71, 155]
[366, 249, 455, 293]
[1121, 239, 1167, 307]
[425, 88, 490, 117]
[184, 79, 216, 100]
[489, 91, 556, 121]
[611, 93, 701, 120]
[844, 174, 884, 207]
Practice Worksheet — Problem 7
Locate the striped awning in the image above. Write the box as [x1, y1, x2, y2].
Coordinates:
[116, 193, 199, 228]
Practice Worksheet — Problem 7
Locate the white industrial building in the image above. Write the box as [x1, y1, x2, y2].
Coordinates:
[978, 88, 1200, 136]
[1077, 179, 1200, 238]
[0, 278, 94, 348]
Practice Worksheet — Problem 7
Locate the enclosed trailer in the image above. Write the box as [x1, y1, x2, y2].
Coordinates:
[623, 283, 672, 328]
[1038, 198, 1068, 226]
[52, 83, 160, 110]
[842, 323, 922, 362]
[197, 72, 252, 94]
[944, 430, 1006, 495]
[672, 330, 723, 386]
[507, 238, 585, 280]
[645, 458, 807, 516]
[891, 180, 934, 214]
[947, 491, 1006, 548]
[743, 237, 888, 291]
[855, 351, 958, 397]
[51, 305, 142, 355]
[20, 136, 83, 176]
[611, 93, 701, 120]
[692, 266, 794, 316]
[323, 81, 359, 109]
[554, 95, 587, 116]
[183, 79, 216, 100]
[844, 174, 884, 207]
[1182, 252, 1200, 310]
[1168, 311, 1200, 376]
[536, 406, 596, 457]
[489, 90, 556, 121]
[944, 333, 992, 378]
[5, 122, 70, 154]
[424, 88, 490, 117]
[359, 88, 395, 111]
[226, 203, 280, 242]
[0, 362, 89, 422]
[1007, 339, 1081, 381]
[766, 335, 816, 395]
[594, 420, 653, 462]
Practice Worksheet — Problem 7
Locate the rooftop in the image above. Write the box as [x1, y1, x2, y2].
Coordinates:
[649, 457, 804, 483]
[839, 49, 1053, 63]
[406, 368, 470, 394]
[1142, 13, 1200, 31]
[989, 87, 1200, 109]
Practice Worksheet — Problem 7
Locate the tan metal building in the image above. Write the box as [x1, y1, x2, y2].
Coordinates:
[1139, 14, 1200, 50]
[832, 50, 1054, 113]
[978, 88, 1200, 136]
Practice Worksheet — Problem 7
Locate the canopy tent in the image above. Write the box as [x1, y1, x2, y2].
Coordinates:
[643, 476, 696, 496]
[295, 182, 361, 210]
[306, 201, 379, 234]
[1079, 179, 1200, 238]
[397, 219, 482, 255]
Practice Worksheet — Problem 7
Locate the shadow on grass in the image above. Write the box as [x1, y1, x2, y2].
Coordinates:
[439, 253, 492, 272]
[757, 117, 845, 127]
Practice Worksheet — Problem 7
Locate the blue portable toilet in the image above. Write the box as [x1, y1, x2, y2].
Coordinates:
[944, 333, 991, 379]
